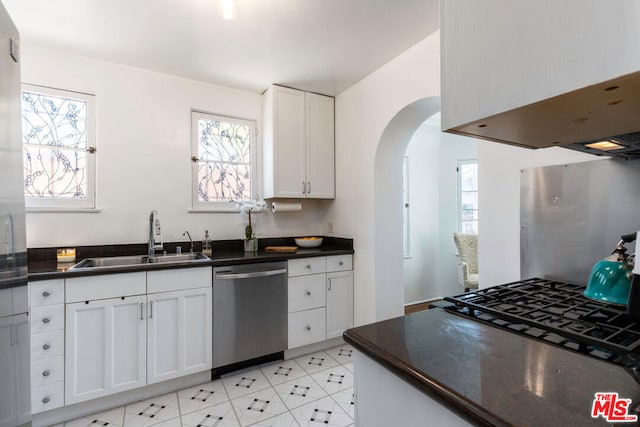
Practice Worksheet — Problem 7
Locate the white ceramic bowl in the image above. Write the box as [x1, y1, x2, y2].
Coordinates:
[295, 237, 323, 248]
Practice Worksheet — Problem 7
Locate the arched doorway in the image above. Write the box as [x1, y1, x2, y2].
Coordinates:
[373, 97, 478, 320]
[372, 96, 441, 321]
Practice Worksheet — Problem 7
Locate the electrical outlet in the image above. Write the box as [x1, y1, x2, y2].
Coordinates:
[328, 222, 334, 233]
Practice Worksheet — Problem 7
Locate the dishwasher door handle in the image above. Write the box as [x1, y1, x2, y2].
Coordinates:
[215, 268, 287, 280]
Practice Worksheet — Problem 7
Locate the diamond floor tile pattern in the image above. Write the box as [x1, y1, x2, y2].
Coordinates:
[57, 344, 355, 427]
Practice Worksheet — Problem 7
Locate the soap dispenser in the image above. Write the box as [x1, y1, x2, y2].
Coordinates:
[202, 230, 212, 256]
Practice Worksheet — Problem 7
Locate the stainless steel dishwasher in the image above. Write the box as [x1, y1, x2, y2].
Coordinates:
[213, 261, 287, 372]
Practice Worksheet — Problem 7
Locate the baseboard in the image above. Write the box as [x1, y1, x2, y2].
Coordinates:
[284, 337, 345, 360]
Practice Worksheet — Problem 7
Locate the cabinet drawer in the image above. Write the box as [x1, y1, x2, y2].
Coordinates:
[289, 257, 326, 277]
[31, 381, 64, 414]
[288, 307, 326, 349]
[288, 274, 326, 312]
[326, 255, 352, 272]
[31, 355, 64, 387]
[30, 279, 64, 307]
[31, 330, 64, 361]
[31, 304, 64, 334]
[147, 266, 212, 293]
[66, 272, 146, 303]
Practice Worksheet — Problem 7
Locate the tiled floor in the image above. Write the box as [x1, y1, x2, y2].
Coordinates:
[54, 344, 355, 427]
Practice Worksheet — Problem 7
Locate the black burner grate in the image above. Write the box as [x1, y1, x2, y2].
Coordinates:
[444, 278, 640, 357]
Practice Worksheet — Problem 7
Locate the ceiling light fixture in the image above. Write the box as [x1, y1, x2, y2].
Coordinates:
[584, 140, 626, 151]
[219, 0, 237, 20]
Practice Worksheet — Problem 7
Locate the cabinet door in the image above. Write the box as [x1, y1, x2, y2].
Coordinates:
[326, 271, 354, 339]
[65, 296, 146, 404]
[0, 316, 18, 427]
[14, 315, 30, 425]
[305, 93, 335, 199]
[273, 86, 306, 198]
[147, 287, 212, 384]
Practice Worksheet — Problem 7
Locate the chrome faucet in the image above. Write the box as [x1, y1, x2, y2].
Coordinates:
[148, 210, 163, 257]
[182, 230, 194, 253]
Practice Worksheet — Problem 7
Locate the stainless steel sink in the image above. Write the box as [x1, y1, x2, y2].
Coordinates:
[148, 253, 208, 263]
[68, 252, 210, 271]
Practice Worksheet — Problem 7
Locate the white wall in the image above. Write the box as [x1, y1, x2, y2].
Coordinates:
[22, 45, 331, 247]
[478, 143, 596, 287]
[332, 32, 441, 325]
[403, 115, 478, 304]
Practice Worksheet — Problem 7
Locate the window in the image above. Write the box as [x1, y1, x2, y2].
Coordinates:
[402, 156, 410, 257]
[458, 160, 478, 234]
[191, 111, 257, 211]
[21, 85, 96, 210]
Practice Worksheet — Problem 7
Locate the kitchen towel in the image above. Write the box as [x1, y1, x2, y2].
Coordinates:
[271, 201, 302, 213]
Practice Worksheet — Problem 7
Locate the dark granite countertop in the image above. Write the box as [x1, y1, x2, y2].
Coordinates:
[344, 308, 640, 427]
[28, 236, 353, 281]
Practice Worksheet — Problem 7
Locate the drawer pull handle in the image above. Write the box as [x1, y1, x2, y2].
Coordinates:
[305, 290, 311, 296]
[42, 369, 50, 377]
[42, 397, 50, 404]
[306, 326, 311, 331]
[339, 261, 344, 266]
[42, 317, 50, 324]
[42, 343, 50, 350]
[305, 265, 311, 269]
[140, 303, 144, 321]
[328, 278, 332, 291]
[42, 291, 50, 297]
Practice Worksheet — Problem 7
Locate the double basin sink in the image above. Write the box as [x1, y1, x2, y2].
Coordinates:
[69, 252, 210, 271]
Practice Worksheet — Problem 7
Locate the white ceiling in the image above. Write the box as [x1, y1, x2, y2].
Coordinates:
[3, 0, 440, 96]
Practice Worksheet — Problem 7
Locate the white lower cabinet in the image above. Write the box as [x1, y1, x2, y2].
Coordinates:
[287, 255, 353, 349]
[29, 279, 66, 414]
[65, 295, 147, 405]
[63, 267, 212, 406]
[0, 313, 30, 427]
[147, 287, 212, 384]
[326, 271, 354, 339]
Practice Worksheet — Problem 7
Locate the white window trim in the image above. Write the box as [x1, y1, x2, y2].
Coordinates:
[191, 110, 259, 212]
[22, 84, 97, 210]
[402, 156, 411, 258]
[457, 159, 478, 234]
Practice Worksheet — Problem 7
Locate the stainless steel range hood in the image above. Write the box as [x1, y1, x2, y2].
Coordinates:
[446, 71, 640, 160]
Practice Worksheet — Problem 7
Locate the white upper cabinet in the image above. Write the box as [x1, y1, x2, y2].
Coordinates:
[305, 93, 335, 198]
[441, 0, 640, 149]
[262, 85, 335, 199]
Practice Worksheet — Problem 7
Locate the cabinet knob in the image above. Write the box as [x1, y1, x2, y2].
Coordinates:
[339, 261, 344, 266]
[42, 343, 50, 350]
[42, 397, 50, 404]
[305, 290, 311, 296]
[42, 317, 50, 324]
[305, 265, 311, 269]
[42, 291, 50, 297]
[42, 369, 50, 377]
[306, 326, 311, 331]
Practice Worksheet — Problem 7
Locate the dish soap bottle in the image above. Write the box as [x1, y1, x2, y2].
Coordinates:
[202, 230, 212, 256]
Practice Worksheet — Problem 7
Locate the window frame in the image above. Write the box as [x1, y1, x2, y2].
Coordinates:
[21, 84, 97, 211]
[457, 159, 478, 234]
[190, 110, 258, 212]
[402, 156, 411, 258]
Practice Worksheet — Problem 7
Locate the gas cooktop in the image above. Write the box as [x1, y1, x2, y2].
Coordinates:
[444, 278, 640, 372]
